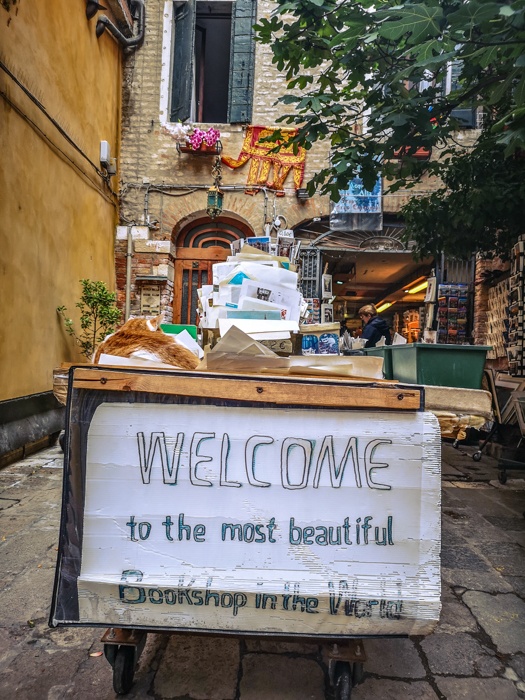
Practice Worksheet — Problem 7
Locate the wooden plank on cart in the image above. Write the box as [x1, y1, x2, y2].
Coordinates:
[50, 367, 440, 639]
[71, 367, 423, 410]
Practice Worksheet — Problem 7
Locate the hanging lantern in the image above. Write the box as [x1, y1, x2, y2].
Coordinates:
[207, 156, 224, 219]
[206, 185, 224, 220]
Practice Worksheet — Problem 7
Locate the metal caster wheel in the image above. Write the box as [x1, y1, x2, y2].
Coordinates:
[113, 645, 135, 695]
[472, 451, 482, 462]
[334, 662, 352, 700]
[498, 470, 507, 485]
[352, 661, 364, 686]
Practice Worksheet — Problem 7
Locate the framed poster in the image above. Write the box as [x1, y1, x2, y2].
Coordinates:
[50, 367, 440, 638]
[321, 303, 334, 323]
[330, 175, 382, 232]
[424, 277, 437, 304]
[322, 274, 333, 299]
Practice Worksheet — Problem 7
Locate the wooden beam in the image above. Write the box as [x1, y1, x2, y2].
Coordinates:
[71, 367, 423, 410]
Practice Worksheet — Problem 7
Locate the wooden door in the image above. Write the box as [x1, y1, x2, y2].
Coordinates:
[172, 218, 254, 324]
[173, 247, 229, 324]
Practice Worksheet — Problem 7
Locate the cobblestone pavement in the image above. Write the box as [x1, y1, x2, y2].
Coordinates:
[0, 440, 524, 699]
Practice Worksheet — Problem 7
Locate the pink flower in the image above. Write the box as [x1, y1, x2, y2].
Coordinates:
[189, 128, 205, 149]
[204, 128, 220, 146]
[187, 126, 221, 150]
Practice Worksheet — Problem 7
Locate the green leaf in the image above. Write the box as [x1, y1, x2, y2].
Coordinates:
[377, 4, 443, 44]
[448, 2, 500, 28]
[514, 73, 525, 108]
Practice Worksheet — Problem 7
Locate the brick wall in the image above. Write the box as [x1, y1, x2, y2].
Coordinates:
[117, 0, 481, 322]
[117, 0, 337, 317]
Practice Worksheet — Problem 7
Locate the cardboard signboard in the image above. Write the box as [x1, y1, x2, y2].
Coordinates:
[50, 368, 440, 638]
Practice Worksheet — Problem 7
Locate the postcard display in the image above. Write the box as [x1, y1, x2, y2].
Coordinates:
[508, 239, 525, 375]
[436, 284, 469, 345]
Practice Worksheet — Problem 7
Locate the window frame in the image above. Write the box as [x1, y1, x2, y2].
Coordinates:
[169, 0, 257, 125]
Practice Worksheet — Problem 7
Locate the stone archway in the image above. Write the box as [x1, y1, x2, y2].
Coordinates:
[173, 215, 254, 324]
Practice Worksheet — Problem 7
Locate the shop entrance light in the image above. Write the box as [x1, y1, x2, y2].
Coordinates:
[403, 276, 428, 294]
[376, 301, 395, 313]
[405, 280, 428, 294]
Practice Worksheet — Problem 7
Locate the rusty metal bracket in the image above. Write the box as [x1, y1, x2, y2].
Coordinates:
[101, 627, 147, 647]
[323, 639, 366, 664]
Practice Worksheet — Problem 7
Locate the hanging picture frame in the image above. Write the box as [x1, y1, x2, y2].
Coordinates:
[321, 303, 334, 323]
[322, 274, 332, 300]
[424, 277, 437, 303]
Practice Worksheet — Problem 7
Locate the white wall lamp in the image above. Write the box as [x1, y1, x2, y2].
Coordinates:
[100, 140, 117, 176]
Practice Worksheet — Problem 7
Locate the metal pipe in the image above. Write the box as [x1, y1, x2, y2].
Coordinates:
[96, 0, 145, 49]
[125, 227, 133, 320]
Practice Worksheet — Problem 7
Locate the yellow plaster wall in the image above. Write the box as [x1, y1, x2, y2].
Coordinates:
[0, 2, 122, 401]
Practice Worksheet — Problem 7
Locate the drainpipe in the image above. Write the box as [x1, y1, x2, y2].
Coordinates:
[125, 227, 133, 320]
[96, 0, 145, 49]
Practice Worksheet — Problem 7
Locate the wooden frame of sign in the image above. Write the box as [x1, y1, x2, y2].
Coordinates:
[50, 366, 441, 639]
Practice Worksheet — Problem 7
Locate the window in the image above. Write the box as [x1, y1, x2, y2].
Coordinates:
[410, 61, 478, 129]
[445, 61, 477, 128]
[170, 0, 256, 124]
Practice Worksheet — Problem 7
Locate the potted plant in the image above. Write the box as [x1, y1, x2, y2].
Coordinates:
[57, 279, 122, 360]
[169, 122, 222, 155]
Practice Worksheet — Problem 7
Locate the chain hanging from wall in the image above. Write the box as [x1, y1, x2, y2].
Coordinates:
[206, 157, 224, 220]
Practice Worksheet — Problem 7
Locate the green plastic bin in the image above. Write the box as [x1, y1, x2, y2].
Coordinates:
[161, 324, 198, 341]
[389, 343, 491, 389]
[363, 346, 394, 380]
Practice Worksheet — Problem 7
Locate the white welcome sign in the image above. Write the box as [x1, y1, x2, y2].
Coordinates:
[75, 401, 441, 637]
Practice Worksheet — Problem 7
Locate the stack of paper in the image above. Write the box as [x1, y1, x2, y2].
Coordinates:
[197, 327, 385, 380]
[197, 242, 304, 342]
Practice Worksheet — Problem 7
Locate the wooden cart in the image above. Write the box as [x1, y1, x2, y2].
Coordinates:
[50, 365, 441, 697]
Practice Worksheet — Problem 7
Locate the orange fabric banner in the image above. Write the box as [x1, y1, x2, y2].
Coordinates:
[222, 126, 306, 195]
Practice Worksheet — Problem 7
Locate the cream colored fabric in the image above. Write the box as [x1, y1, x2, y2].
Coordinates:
[424, 385, 492, 420]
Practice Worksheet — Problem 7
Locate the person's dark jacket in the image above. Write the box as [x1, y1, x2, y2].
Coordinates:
[361, 316, 392, 348]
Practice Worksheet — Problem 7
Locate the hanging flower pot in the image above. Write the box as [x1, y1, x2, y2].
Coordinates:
[172, 125, 222, 155]
[177, 140, 222, 156]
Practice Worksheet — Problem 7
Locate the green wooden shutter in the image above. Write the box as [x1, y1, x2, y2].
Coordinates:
[170, 0, 196, 123]
[227, 0, 256, 124]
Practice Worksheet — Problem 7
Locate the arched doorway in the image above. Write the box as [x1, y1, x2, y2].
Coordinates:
[173, 216, 253, 324]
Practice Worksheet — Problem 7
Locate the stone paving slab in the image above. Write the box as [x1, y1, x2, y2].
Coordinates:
[435, 676, 522, 699]
[505, 575, 525, 597]
[153, 634, 240, 700]
[462, 592, 525, 654]
[359, 638, 425, 679]
[239, 654, 325, 700]
[477, 542, 525, 576]
[420, 632, 502, 676]
[442, 566, 515, 593]
[433, 586, 478, 634]
[441, 545, 492, 571]
[352, 679, 439, 699]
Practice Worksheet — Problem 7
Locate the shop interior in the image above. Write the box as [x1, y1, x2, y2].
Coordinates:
[323, 249, 434, 341]
[295, 216, 435, 342]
